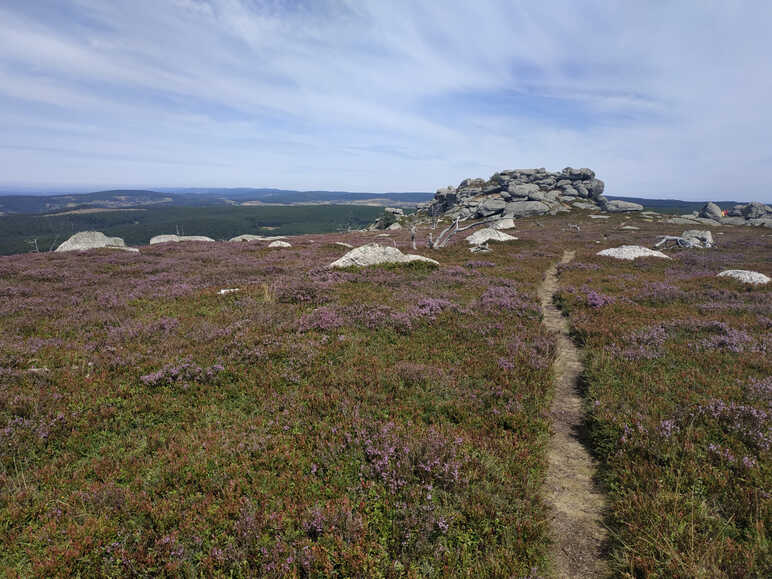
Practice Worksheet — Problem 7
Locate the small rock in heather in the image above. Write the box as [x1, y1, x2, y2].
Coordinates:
[149, 234, 214, 244]
[717, 270, 769, 285]
[55, 231, 138, 253]
[334, 242, 354, 249]
[218, 288, 240, 295]
[597, 245, 671, 260]
[268, 240, 292, 248]
[329, 243, 439, 268]
[465, 228, 518, 245]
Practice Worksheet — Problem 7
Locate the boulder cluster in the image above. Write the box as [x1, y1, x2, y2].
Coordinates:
[418, 168, 642, 221]
[669, 201, 772, 228]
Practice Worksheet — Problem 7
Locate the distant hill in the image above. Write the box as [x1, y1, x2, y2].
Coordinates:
[0, 187, 744, 217]
[0, 188, 434, 215]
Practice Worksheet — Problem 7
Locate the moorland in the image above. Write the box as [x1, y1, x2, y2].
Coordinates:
[0, 212, 769, 577]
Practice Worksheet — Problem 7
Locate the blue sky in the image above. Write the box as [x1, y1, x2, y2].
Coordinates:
[1, 0, 770, 201]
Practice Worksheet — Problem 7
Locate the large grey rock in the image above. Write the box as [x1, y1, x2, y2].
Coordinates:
[717, 270, 769, 285]
[476, 198, 507, 217]
[528, 190, 560, 203]
[748, 217, 772, 228]
[699, 202, 723, 220]
[597, 245, 670, 260]
[586, 178, 605, 198]
[465, 228, 518, 245]
[604, 200, 644, 213]
[508, 183, 540, 198]
[55, 231, 137, 253]
[742, 201, 771, 220]
[682, 230, 714, 248]
[386, 222, 403, 230]
[504, 200, 551, 217]
[149, 234, 215, 244]
[329, 244, 439, 269]
[572, 201, 601, 211]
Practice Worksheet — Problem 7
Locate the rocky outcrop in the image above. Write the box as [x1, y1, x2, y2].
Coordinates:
[670, 202, 772, 228]
[420, 168, 640, 221]
[329, 244, 439, 269]
[55, 231, 138, 253]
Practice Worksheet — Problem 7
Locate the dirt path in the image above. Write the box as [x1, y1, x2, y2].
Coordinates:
[538, 250, 608, 578]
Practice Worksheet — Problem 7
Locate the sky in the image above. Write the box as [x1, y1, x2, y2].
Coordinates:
[1, 1, 771, 201]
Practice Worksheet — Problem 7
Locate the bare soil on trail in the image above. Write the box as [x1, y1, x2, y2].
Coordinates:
[539, 250, 609, 578]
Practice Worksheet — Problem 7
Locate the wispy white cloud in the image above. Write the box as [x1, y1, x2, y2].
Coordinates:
[0, 0, 770, 200]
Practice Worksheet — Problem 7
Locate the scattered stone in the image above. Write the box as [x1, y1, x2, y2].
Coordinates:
[469, 243, 492, 253]
[149, 234, 214, 244]
[334, 242, 354, 249]
[717, 270, 769, 285]
[229, 234, 265, 242]
[465, 228, 518, 245]
[620, 225, 640, 230]
[268, 240, 292, 248]
[55, 231, 138, 253]
[589, 215, 610, 219]
[597, 245, 670, 260]
[329, 243, 439, 268]
[218, 288, 240, 295]
[603, 200, 644, 213]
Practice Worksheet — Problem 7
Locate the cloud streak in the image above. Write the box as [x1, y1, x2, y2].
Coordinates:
[0, 0, 770, 200]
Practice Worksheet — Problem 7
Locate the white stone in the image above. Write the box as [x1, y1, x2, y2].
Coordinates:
[268, 240, 292, 248]
[491, 218, 516, 230]
[588, 215, 610, 219]
[229, 234, 265, 242]
[465, 228, 518, 245]
[717, 270, 769, 285]
[218, 288, 240, 295]
[149, 234, 214, 244]
[597, 245, 670, 260]
[387, 222, 403, 230]
[334, 242, 354, 248]
[329, 243, 439, 268]
[55, 231, 137, 253]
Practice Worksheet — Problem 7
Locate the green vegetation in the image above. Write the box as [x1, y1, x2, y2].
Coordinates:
[0, 205, 383, 255]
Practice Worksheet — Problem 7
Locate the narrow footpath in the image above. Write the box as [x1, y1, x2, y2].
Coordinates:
[538, 250, 608, 578]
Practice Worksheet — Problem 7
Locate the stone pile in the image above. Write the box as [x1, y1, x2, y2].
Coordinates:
[668, 201, 772, 228]
[419, 168, 643, 221]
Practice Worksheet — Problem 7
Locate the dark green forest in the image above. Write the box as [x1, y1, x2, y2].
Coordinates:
[0, 205, 384, 255]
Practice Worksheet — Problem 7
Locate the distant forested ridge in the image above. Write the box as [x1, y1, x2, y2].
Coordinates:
[0, 205, 384, 255]
[0, 188, 433, 215]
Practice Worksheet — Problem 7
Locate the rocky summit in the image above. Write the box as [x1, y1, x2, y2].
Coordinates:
[418, 167, 642, 220]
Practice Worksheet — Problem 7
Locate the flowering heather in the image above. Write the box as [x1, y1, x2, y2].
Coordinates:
[0, 223, 559, 576]
[297, 306, 345, 332]
[559, 223, 771, 577]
